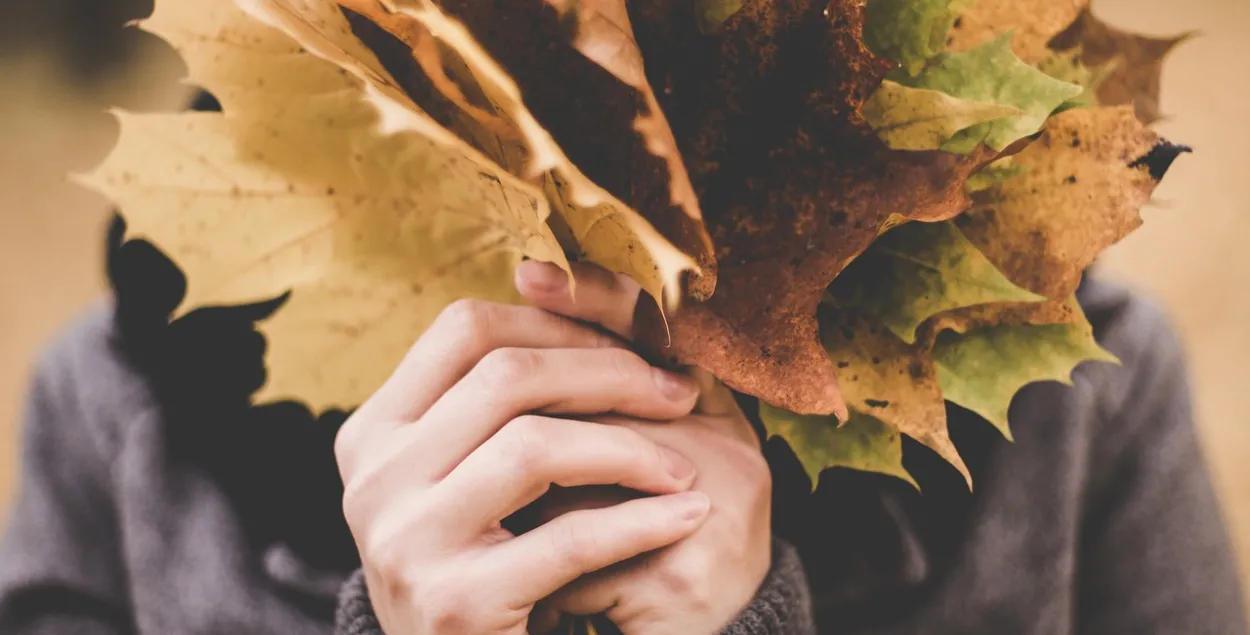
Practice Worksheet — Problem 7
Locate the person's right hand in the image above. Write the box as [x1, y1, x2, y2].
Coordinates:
[334, 282, 712, 635]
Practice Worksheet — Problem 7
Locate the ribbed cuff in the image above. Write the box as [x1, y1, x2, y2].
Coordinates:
[335, 569, 383, 635]
[720, 540, 816, 635]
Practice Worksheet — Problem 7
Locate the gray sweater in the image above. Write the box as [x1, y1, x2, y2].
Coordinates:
[0, 278, 1245, 634]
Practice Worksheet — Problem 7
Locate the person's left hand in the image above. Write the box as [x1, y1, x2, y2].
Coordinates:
[515, 261, 774, 635]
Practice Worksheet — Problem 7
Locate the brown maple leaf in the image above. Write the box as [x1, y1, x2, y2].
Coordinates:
[629, 0, 993, 416]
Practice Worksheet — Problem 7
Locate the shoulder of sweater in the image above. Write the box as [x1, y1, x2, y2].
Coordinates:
[29, 302, 159, 463]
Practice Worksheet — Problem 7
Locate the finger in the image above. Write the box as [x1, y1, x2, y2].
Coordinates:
[410, 347, 699, 477]
[358, 301, 622, 424]
[338, 302, 620, 474]
[482, 491, 710, 608]
[434, 416, 695, 528]
[516, 260, 642, 339]
[539, 567, 622, 618]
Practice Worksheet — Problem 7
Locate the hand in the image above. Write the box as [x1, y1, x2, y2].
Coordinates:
[335, 264, 712, 635]
[517, 264, 774, 635]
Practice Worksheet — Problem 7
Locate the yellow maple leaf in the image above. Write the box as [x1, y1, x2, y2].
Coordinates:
[955, 106, 1172, 300]
[819, 305, 970, 486]
[78, 0, 571, 409]
[346, 0, 700, 309]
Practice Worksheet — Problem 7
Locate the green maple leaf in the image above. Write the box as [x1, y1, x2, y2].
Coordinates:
[899, 33, 1082, 152]
[760, 404, 918, 490]
[696, 0, 745, 32]
[864, 0, 974, 76]
[1038, 48, 1116, 114]
[933, 307, 1118, 439]
[862, 80, 1022, 151]
[828, 221, 1041, 344]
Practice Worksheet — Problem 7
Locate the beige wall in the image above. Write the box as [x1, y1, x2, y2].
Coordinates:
[2, 0, 1249, 606]
[1094, 0, 1250, 595]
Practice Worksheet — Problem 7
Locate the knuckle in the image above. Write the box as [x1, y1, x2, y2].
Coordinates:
[415, 578, 475, 634]
[500, 415, 553, 475]
[618, 427, 665, 472]
[333, 417, 363, 475]
[477, 347, 542, 387]
[658, 548, 714, 609]
[549, 511, 602, 571]
[340, 471, 382, 531]
[359, 525, 416, 588]
[605, 348, 649, 383]
[439, 298, 497, 350]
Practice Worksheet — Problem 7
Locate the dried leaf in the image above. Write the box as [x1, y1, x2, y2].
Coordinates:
[862, 80, 1022, 151]
[543, 0, 718, 297]
[760, 404, 918, 490]
[1048, 7, 1193, 124]
[900, 34, 1082, 152]
[863, 0, 968, 76]
[828, 220, 1041, 345]
[819, 306, 970, 485]
[632, 0, 992, 416]
[1038, 46, 1115, 112]
[947, 0, 1089, 64]
[917, 297, 1079, 348]
[933, 303, 1117, 439]
[955, 106, 1184, 299]
[356, 0, 701, 308]
[80, 0, 569, 408]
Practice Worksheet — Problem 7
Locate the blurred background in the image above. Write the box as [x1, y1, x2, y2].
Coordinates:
[1, 0, 1247, 610]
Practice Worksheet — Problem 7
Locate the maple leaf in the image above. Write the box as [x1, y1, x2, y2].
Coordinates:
[819, 305, 969, 485]
[339, 0, 702, 308]
[917, 298, 1079, 348]
[862, 80, 1022, 151]
[863, 0, 971, 76]
[932, 302, 1117, 439]
[78, 0, 570, 409]
[760, 404, 918, 490]
[897, 34, 1082, 153]
[539, 0, 719, 298]
[623, 0, 995, 417]
[1048, 6, 1193, 124]
[1037, 47, 1116, 113]
[946, 0, 1089, 64]
[828, 220, 1041, 344]
[956, 105, 1186, 299]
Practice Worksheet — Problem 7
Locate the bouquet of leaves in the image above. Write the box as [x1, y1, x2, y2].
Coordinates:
[82, 0, 1188, 491]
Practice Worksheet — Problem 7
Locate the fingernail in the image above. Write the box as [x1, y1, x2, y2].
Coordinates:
[660, 446, 696, 481]
[653, 368, 697, 402]
[669, 492, 710, 522]
[516, 261, 567, 294]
